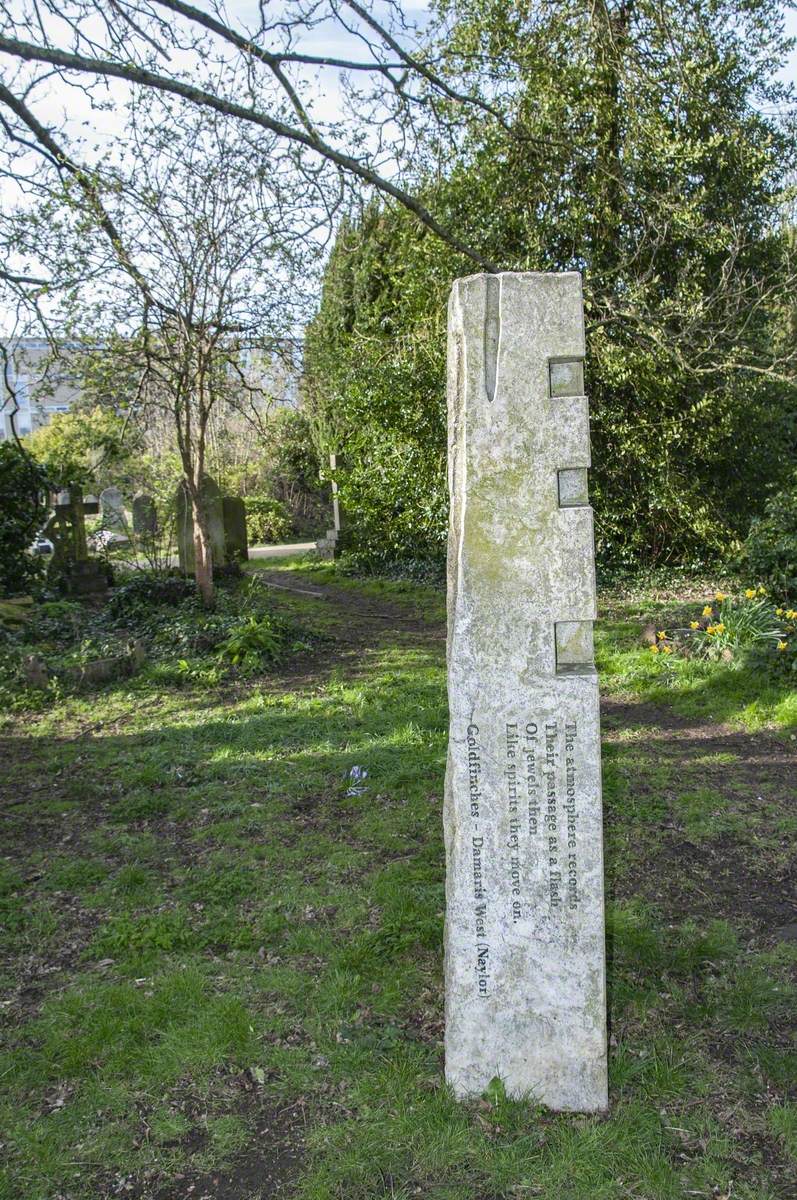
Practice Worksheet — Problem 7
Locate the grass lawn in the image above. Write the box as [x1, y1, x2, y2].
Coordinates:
[1, 562, 795, 1199]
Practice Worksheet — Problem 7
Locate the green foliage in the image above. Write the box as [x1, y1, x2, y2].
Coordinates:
[216, 613, 286, 668]
[106, 572, 195, 619]
[741, 469, 797, 600]
[692, 590, 785, 658]
[243, 494, 293, 544]
[305, 0, 797, 572]
[0, 566, 796, 1198]
[24, 406, 133, 489]
[0, 442, 49, 596]
[262, 409, 326, 534]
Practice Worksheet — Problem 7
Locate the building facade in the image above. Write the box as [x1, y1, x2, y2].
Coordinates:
[0, 338, 80, 440]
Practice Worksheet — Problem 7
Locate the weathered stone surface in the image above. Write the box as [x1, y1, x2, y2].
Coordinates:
[132, 492, 158, 536]
[444, 272, 607, 1112]
[175, 476, 226, 574]
[222, 496, 249, 563]
[100, 486, 126, 530]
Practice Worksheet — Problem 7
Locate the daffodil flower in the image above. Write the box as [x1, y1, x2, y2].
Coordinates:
[690, 621, 699, 630]
[662, 644, 672, 654]
[745, 588, 756, 599]
[649, 644, 659, 654]
[714, 591, 726, 602]
[702, 605, 713, 617]
[657, 630, 667, 640]
[777, 641, 787, 652]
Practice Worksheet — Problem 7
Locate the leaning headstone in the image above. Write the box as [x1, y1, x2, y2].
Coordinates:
[132, 492, 158, 536]
[222, 496, 249, 564]
[444, 272, 607, 1112]
[99, 486, 126, 530]
[175, 476, 226, 574]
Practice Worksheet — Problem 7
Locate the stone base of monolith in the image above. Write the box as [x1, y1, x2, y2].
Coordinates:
[444, 272, 607, 1113]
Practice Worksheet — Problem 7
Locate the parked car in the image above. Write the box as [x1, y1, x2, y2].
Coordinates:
[29, 535, 54, 557]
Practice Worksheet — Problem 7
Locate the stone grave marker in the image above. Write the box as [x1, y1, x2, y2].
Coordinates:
[175, 475, 226, 574]
[222, 496, 249, 564]
[99, 485, 126, 530]
[444, 272, 607, 1112]
[316, 452, 341, 560]
[44, 487, 107, 595]
[132, 491, 158, 536]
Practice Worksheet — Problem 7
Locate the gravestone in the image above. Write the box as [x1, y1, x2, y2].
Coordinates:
[44, 487, 106, 596]
[222, 496, 249, 563]
[444, 272, 607, 1112]
[132, 492, 158, 536]
[175, 475, 226, 574]
[99, 486, 126, 530]
[316, 452, 341, 560]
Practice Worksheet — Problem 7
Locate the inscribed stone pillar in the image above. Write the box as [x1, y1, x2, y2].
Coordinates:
[444, 272, 607, 1112]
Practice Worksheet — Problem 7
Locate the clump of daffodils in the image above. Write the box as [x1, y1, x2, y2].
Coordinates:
[649, 586, 795, 667]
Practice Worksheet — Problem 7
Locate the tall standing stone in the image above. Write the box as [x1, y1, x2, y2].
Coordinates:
[132, 491, 158, 536]
[175, 476, 226, 574]
[222, 496, 249, 564]
[444, 272, 607, 1112]
[99, 486, 126, 530]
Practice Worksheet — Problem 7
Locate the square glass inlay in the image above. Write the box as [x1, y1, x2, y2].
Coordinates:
[549, 358, 584, 397]
[555, 620, 594, 669]
[558, 468, 589, 508]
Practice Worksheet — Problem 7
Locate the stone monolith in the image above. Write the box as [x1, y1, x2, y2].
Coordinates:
[222, 496, 249, 564]
[175, 476, 226, 574]
[444, 272, 607, 1112]
[99, 485, 125, 530]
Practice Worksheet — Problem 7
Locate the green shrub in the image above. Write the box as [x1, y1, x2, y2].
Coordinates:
[742, 470, 797, 600]
[107, 572, 195, 617]
[243, 495, 292, 544]
[0, 443, 49, 596]
[217, 613, 286, 668]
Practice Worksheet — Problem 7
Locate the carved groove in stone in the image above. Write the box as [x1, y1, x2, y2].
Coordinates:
[483, 275, 500, 403]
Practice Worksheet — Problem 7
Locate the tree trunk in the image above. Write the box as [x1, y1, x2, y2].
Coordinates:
[191, 491, 215, 608]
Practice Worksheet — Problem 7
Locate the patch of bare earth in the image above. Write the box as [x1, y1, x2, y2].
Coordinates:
[601, 697, 797, 938]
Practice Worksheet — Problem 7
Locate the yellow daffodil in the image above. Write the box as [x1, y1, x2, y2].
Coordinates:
[787, 610, 797, 621]
[776, 608, 784, 616]
[690, 621, 699, 630]
[714, 591, 726, 602]
[702, 605, 713, 617]
[649, 644, 659, 654]
[706, 625, 716, 635]
[662, 644, 672, 654]
[758, 585, 766, 595]
[745, 588, 756, 599]
[715, 622, 725, 633]
[777, 641, 787, 652]
[657, 630, 667, 640]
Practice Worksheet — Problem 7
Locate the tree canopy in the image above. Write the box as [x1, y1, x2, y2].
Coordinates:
[304, 0, 797, 571]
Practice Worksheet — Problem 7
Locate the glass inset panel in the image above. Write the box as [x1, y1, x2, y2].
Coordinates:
[558, 468, 589, 508]
[555, 620, 594, 671]
[549, 358, 584, 397]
